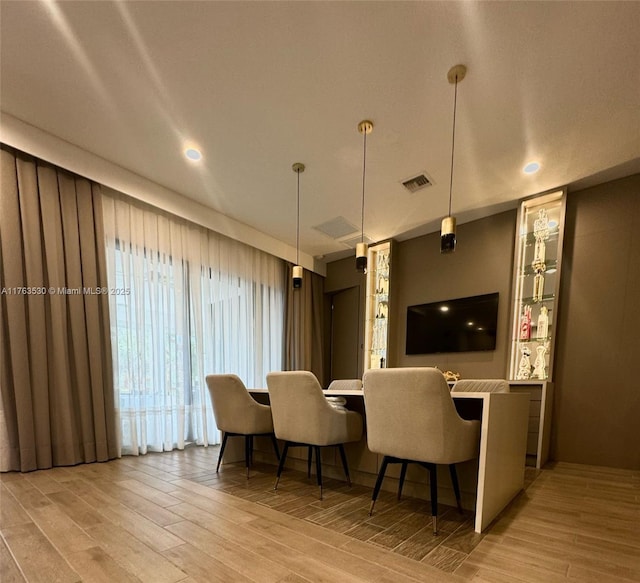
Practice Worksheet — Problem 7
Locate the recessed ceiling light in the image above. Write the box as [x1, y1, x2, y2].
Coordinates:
[184, 147, 202, 162]
[439, 305, 450, 312]
[523, 161, 541, 174]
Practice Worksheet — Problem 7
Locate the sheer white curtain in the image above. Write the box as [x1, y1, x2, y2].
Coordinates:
[102, 192, 285, 455]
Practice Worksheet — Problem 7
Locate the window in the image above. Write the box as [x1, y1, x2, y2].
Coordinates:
[103, 194, 285, 455]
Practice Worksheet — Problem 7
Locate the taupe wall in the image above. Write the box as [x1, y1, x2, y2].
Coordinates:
[325, 173, 640, 469]
[391, 211, 516, 378]
[553, 174, 640, 469]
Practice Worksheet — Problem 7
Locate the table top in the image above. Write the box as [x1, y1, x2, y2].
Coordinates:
[248, 388, 525, 401]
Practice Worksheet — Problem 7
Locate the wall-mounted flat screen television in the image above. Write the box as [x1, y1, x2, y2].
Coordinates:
[406, 292, 499, 354]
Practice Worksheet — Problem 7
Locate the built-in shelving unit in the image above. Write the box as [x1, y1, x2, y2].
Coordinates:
[508, 189, 566, 382]
[364, 240, 393, 371]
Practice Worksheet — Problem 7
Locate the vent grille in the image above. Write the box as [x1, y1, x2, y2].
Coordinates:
[402, 173, 433, 193]
[312, 216, 359, 239]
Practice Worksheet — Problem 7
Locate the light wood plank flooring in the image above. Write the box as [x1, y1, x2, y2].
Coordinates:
[1, 446, 639, 582]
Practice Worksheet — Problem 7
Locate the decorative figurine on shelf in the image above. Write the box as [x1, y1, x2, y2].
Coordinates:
[516, 345, 532, 380]
[532, 272, 545, 303]
[531, 208, 550, 302]
[533, 208, 550, 242]
[532, 344, 548, 379]
[536, 306, 549, 341]
[519, 305, 532, 340]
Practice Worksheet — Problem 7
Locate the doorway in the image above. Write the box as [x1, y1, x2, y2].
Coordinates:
[329, 286, 361, 381]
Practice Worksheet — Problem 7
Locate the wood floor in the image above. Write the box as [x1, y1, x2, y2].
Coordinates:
[1, 446, 639, 583]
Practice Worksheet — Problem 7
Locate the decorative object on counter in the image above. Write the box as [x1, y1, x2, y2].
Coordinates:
[356, 120, 373, 272]
[536, 306, 549, 340]
[291, 162, 305, 289]
[441, 64, 467, 254]
[443, 370, 461, 382]
[532, 344, 548, 379]
[516, 345, 532, 380]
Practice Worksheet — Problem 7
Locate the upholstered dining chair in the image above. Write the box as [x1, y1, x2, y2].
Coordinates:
[363, 367, 480, 535]
[452, 379, 510, 393]
[205, 374, 280, 478]
[327, 378, 363, 391]
[266, 371, 363, 499]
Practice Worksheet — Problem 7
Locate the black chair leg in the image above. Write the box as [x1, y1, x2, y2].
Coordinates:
[428, 464, 438, 535]
[307, 445, 313, 478]
[244, 435, 252, 478]
[337, 444, 352, 487]
[370, 456, 390, 515]
[274, 442, 290, 490]
[449, 464, 463, 513]
[314, 445, 323, 499]
[270, 434, 281, 460]
[398, 461, 408, 500]
[216, 433, 229, 473]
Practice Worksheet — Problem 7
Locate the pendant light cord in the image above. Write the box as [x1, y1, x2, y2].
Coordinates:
[361, 129, 367, 243]
[448, 75, 459, 218]
[296, 169, 300, 265]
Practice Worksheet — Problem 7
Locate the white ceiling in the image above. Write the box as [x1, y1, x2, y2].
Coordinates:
[2, 1, 639, 263]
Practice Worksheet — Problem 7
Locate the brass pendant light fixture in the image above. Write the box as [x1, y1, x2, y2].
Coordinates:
[292, 162, 305, 289]
[356, 120, 373, 272]
[441, 64, 467, 254]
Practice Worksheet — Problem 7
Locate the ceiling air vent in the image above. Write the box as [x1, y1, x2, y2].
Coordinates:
[401, 173, 433, 193]
[312, 216, 359, 240]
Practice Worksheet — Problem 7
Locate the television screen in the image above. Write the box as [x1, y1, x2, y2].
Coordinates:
[406, 292, 499, 354]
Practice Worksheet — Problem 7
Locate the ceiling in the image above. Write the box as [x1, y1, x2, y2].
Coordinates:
[2, 1, 639, 263]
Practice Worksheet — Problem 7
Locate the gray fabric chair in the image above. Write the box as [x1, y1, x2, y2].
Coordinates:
[327, 378, 363, 392]
[205, 374, 280, 477]
[363, 367, 480, 534]
[266, 371, 363, 499]
[452, 379, 510, 393]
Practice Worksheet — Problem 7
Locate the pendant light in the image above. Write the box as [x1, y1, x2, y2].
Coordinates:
[292, 162, 305, 289]
[441, 64, 467, 254]
[356, 120, 373, 272]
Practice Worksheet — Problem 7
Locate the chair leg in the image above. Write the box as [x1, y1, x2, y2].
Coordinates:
[428, 464, 438, 535]
[307, 445, 313, 479]
[337, 444, 352, 487]
[270, 434, 281, 460]
[370, 456, 390, 515]
[314, 446, 323, 500]
[216, 433, 229, 473]
[398, 461, 408, 500]
[274, 442, 290, 490]
[449, 464, 463, 513]
[244, 435, 251, 478]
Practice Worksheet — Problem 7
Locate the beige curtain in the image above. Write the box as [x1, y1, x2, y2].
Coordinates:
[0, 145, 117, 472]
[284, 264, 325, 385]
